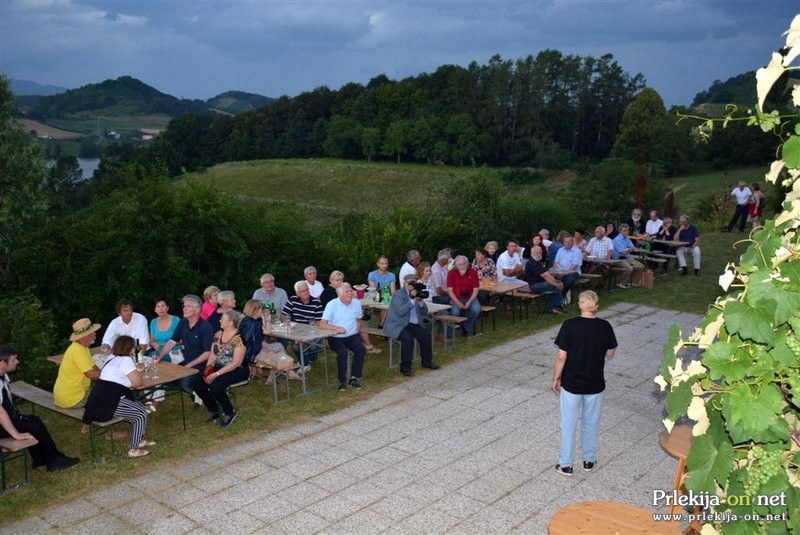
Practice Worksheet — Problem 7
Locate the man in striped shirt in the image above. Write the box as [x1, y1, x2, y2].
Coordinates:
[281, 281, 324, 367]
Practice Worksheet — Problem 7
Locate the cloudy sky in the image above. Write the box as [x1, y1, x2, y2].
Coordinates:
[1, 0, 797, 107]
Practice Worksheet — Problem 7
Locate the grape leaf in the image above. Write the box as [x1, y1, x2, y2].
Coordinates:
[702, 341, 751, 382]
[721, 520, 760, 535]
[660, 323, 680, 378]
[685, 433, 733, 494]
[783, 134, 800, 167]
[770, 334, 799, 368]
[721, 384, 785, 443]
[746, 269, 800, 326]
[724, 301, 774, 344]
[779, 259, 800, 292]
[665, 379, 693, 420]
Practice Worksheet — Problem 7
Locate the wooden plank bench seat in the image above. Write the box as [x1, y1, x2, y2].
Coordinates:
[361, 326, 401, 368]
[0, 437, 38, 490]
[479, 305, 497, 333]
[10, 381, 124, 463]
[435, 314, 467, 351]
[512, 289, 552, 318]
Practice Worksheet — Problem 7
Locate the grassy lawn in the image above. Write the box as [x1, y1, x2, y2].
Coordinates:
[194, 159, 477, 216]
[0, 226, 746, 523]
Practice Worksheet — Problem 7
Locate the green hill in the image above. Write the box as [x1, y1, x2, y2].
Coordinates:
[207, 90, 272, 114]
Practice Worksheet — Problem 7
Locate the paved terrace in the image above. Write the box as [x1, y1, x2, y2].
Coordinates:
[3, 303, 702, 535]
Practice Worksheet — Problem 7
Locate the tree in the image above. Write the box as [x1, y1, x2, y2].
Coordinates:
[612, 87, 667, 207]
[382, 120, 410, 163]
[360, 127, 381, 162]
[0, 74, 49, 285]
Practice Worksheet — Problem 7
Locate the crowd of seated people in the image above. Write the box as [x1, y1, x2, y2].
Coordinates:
[41, 208, 704, 450]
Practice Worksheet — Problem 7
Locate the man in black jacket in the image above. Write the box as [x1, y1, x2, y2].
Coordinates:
[0, 345, 80, 471]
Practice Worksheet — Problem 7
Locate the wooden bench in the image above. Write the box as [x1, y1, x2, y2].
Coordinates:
[0, 437, 38, 491]
[435, 314, 467, 351]
[479, 305, 497, 333]
[512, 290, 552, 319]
[361, 326, 400, 368]
[10, 381, 124, 464]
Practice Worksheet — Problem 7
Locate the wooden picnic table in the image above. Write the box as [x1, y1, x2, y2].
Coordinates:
[265, 322, 335, 393]
[549, 501, 680, 534]
[478, 280, 528, 323]
[46, 353, 198, 390]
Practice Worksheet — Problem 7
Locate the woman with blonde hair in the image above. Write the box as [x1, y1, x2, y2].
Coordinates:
[193, 309, 248, 428]
[201, 285, 219, 320]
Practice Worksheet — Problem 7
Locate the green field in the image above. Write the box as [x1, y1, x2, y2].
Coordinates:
[46, 114, 172, 135]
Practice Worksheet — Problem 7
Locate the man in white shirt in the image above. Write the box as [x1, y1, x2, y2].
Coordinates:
[430, 249, 452, 304]
[725, 181, 753, 233]
[645, 210, 663, 237]
[496, 240, 524, 283]
[398, 250, 421, 282]
[319, 284, 367, 391]
[303, 266, 324, 299]
[101, 299, 149, 349]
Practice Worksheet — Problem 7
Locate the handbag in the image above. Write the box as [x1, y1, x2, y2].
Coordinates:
[254, 349, 295, 372]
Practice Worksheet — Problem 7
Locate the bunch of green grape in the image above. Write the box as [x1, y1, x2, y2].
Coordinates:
[786, 316, 800, 358]
[743, 447, 785, 496]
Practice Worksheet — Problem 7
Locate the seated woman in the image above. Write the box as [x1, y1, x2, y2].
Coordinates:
[484, 241, 500, 264]
[239, 299, 269, 381]
[522, 233, 549, 260]
[321, 271, 344, 308]
[145, 296, 181, 410]
[416, 262, 435, 303]
[193, 309, 248, 428]
[472, 247, 496, 305]
[82, 335, 155, 458]
[572, 227, 588, 254]
[201, 285, 220, 321]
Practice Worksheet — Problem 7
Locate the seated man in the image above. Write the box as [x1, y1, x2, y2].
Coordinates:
[624, 208, 644, 237]
[101, 299, 149, 350]
[675, 215, 701, 276]
[252, 273, 289, 318]
[612, 223, 645, 288]
[655, 217, 677, 274]
[0, 345, 80, 472]
[645, 209, 663, 238]
[281, 281, 323, 368]
[367, 256, 397, 326]
[157, 295, 214, 395]
[399, 250, 421, 282]
[54, 318, 102, 411]
[584, 226, 614, 277]
[446, 255, 481, 336]
[319, 283, 367, 391]
[384, 274, 439, 377]
[430, 249, 452, 305]
[496, 239, 524, 283]
[552, 235, 582, 298]
[523, 245, 565, 315]
[303, 266, 324, 299]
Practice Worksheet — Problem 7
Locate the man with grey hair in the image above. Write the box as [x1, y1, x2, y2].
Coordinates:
[611, 224, 644, 288]
[281, 281, 324, 368]
[304, 266, 324, 299]
[252, 273, 288, 317]
[320, 283, 367, 391]
[157, 295, 214, 393]
[447, 255, 481, 336]
[431, 249, 452, 305]
[725, 180, 753, 233]
[399, 249, 421, 282]
[675, 215, 701, 276]
[539, 229, 552, 248]
[384, 273, 439, 377]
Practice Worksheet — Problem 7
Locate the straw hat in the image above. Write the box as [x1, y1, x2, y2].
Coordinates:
[69, 318, 101, 341]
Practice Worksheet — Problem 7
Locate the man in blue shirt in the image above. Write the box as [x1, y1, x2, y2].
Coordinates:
[675, 215, 701, 276]
[320, 283, 367, 391]
[612, 224, 645, 289]
[553, 236, 582, 301]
